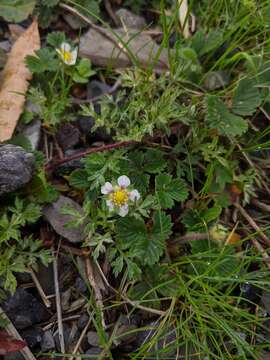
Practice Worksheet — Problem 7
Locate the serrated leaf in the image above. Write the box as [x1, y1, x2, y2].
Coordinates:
[206, 95, 248, 136]
[144, 149, 167, 173]
[182, 206, 222, 232]
[26, 48, 59, 74]
[156, 174, 189, 209]
[46, 31, 66, 48]
[0, 0, 35, 22]
[69, 169, 89, 189]
[232, 78, 262, 116]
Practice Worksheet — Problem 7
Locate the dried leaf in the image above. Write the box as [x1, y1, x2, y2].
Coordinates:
[178, 0, 190, 39]
[0, 331, 26, 355]
[0, 20, 40, 143]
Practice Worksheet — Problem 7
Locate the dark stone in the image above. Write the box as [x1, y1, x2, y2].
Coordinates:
[240, 282, 261, 303]
[0, 145, 35, 195]
[20, 328, 44, 348]
[54, 148, 85, 176]
[75, 277, 88, 294]
[43, 195, 87, 243]
[87, 331, 100, 347]
[56, 123, 81, 150]
[36, 263, 55, 296]
[87, 80, 112, 100]
[15, 272, 32, 284]
[41, 330, 55, 351]
[78, 313, 90, 330]
[4, 353, 25, 360]
[2, 288, 50, 329]
[85, 347, 103, 358]
[78, 116, 112, 143]
[261, 290, 270, 313]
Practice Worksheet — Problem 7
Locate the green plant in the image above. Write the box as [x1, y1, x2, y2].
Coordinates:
[0, 198, 51, 294]
[25, 31, 95, 128]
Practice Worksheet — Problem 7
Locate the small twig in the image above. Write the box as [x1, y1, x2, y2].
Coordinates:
[53, 255, 65, 354]
[70, 317, 91, 360]
[29, 268, 51, 308]
[45, 140, 137, 171]
[234, 202, 270, 246]
[251, 198, 270, 212]
[121, 295, 166, 316]
[60, 3, 132, 61]
[0, 306, 37, 360]
[85, 256, 106, 328]
[173, 232, 208, 243]
[72, 78, 122, 104]
[42, 315, 80, 331]
[104, 0, 120, 26]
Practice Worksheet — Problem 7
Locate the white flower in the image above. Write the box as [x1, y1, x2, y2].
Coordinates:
[101, 175, 140, 217]
[56, 42, 78, 65]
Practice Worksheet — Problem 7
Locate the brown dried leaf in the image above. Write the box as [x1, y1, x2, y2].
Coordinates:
[0, 20, 40, 143]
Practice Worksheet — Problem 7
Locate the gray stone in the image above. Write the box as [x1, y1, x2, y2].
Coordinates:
[85, 347, 103, 358]
[87, 331, 100, 347]
[56, 123, 81, 150]
[75, 277, 88, 294]
[0, 145, 35, 195]
[79, 28, 169, 73]
[261, 290, 270, 313]
[0, 40, 11, 52]
[2, 288, 50, 330]
[87, 80, 112, 99]
[41, 330, 55, 351]
[78, 313, 89, 330]
[22, 120, 41, 150]
[20, 328, 44, 348]
[43, 195, 87, 243]
[115, 8, 146, 29]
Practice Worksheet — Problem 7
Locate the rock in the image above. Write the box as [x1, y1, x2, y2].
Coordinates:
[2, 288, 50, 330]
[22, 120, 41, 150]
[43, 195, 87, 243]
[85, 347, 103, 358]
[0, 40, 11, 52]
[4, 353, 25, 360]
[115, 8, 146, 29]
[87, 80, 112, 100]
[25, 100, 41, 115]
[41, 330, 55, 351]
[15, 272, 32, 283]
[87, 331, 100, 347]
[54, 324, 71, 352]
[56, 123, 81, 150]
[240, 282, 261, 303]
[203, 71, 230, 90]
[36, 263, 55, 296]
[79, 28, 169, 73]
[0, 145, 35, 196]
[78, 116, 112, 143]
[78, 313, 90, 330]
[54, 148, 85, 176]
[20, 328, 44, 348]
[75, 277, 88, 294]
[261, 290, 270, 313]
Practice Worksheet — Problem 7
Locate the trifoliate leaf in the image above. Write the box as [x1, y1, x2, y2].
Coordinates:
[0, 0, 35, 22]
[232, 78, 262, 116]
[144, 149, 167, 173]
[155, 174, 189, 209]
[26, 48, 59, 74]
[206, 95, 248, 136]
[46, 31, 66, 48]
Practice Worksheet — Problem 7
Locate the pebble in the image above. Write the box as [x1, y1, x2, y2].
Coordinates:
[56, 123, 81, 150]
[20, 328, 44, 349]
[2, 288, 50, 330]
[115, 8, 146, 29]
[43, 195, 87, 243]
[41, 330, 55, 352]
[22, 120, 41, 150]
[0, 145, 35, 196]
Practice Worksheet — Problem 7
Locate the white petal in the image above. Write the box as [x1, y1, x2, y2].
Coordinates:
[118, 175, 130, 188]
[101, 182, 114, 194]
[118, 204, 129, 217]
[129, 189, 140, 201]
[69, 48, 78, 65]
[106, 200, 114, 211]
[60, 42, 71, 52]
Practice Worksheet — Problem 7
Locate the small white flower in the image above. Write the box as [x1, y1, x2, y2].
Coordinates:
[101, 175, 140, 217]
[56, 42, 78, 65]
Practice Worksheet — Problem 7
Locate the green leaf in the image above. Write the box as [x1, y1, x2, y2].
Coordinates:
[46, 31, 66, 48]
[232, 78, 262, 116]
[74, 0, 100, 19]
[76, 58, 94, 77]
[182, 206, 222, 232]
[155, 174, 189, 209]
[144, 149, 167, 173]
[69, 169, 89, 189]
[26, 48, 59, 74]
[206, 95, 248, 136]
[0, 0, 35, 22]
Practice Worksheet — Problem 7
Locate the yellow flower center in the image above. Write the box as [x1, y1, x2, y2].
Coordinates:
[61, 49, 72, 63]
[111, 189, 128, 207]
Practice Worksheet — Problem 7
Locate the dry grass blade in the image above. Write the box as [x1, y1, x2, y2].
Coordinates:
[0, 20, 40, 142]
[178, 0, 190, 39]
